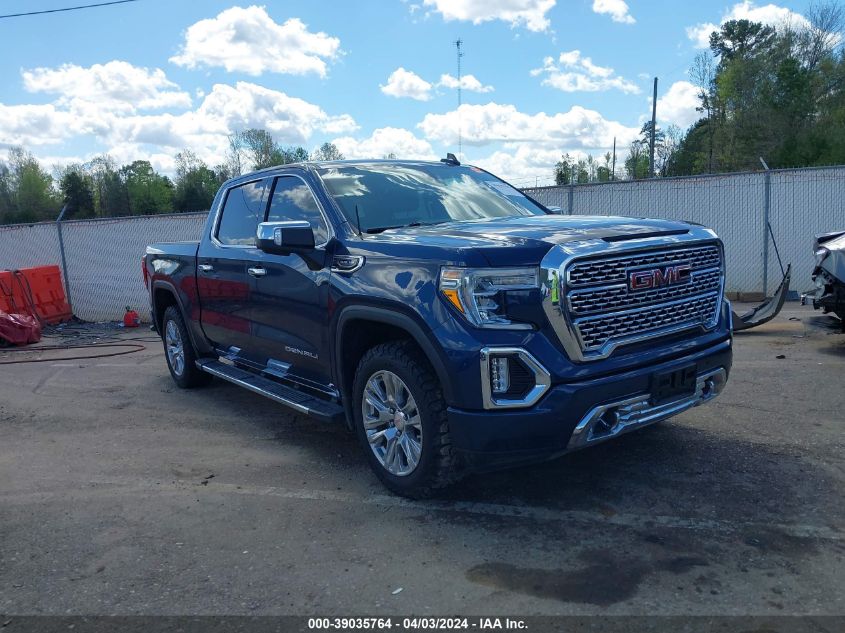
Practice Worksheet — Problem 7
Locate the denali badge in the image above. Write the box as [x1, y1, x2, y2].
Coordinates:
[628, 264, 692, 291]
[285, 345, 318, 360]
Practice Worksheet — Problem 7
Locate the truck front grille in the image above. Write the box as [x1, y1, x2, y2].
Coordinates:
[568, 268, 722, 316]
[563, 244, 723, 356]
[567, 245, 722, 287]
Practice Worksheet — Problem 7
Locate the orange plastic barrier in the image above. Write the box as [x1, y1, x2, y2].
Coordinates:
[0, 265, 73, 325]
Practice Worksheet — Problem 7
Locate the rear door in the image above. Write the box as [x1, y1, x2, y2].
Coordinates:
[197, 177, 271, 354]
[243, 174, 334, 387]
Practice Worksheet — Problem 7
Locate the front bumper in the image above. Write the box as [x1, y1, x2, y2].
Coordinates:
[447, 338, 732, 470]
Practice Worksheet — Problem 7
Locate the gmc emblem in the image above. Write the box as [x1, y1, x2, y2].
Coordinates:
[629, 264, 692, 291]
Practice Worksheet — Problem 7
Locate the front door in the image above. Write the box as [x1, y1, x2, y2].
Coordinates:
[245, 174, 334, 388]
[197, 177, 271, 354]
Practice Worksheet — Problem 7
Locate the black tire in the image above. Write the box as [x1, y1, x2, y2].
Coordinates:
[352, 341, 460, 498]
[161, 305, 211, 389]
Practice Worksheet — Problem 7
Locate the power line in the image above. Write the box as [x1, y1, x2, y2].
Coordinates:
[0, 0, 140, 20]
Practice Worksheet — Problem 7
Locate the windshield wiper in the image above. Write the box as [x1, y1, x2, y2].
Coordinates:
[364, 221, 441, 234]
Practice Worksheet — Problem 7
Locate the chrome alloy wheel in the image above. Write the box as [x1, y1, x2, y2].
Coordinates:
[165, 319, 185, 377]
[362, 370, 423, 477]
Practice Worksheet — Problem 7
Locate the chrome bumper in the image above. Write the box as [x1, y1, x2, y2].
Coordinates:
[567, 367, 727, 450]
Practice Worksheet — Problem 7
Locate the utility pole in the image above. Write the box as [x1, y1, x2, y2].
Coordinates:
[611, 137, 617, 181]
[455, 38, 463, 159]
[649, 76, 658, 178]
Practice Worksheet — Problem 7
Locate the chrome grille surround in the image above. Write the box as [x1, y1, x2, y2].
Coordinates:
[540, 228, 725, 362]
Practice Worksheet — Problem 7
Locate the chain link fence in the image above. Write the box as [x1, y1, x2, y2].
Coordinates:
[523, 165, 845, 297]
[0, 212, 207, 322]
[0, 165, 842, 322]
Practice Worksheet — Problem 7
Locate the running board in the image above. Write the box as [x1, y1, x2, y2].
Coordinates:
[196, 359, 345, 423]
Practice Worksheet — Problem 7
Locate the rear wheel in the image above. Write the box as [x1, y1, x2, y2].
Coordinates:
[352, 341, 459, 498]
[162, 305, 211, 389]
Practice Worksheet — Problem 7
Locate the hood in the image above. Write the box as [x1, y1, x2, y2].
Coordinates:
[364, 215, 700, 266]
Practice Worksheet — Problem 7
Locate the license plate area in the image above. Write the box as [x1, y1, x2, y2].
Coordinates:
[650, 364, 697, 405]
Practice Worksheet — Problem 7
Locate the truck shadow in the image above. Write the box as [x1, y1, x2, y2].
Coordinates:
[446, 421, 837, 526]
[202, 379, 838, 533]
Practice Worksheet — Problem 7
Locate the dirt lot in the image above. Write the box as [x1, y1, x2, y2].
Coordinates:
[1, 303, 843, 616]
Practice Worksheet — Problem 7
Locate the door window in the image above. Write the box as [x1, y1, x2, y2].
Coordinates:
[267, 177, 329, 245]
[216, 179, 270, 246]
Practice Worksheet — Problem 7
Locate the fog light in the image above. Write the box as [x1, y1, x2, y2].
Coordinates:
[597, 408, 620, 432]
[490, 356, 510, 394]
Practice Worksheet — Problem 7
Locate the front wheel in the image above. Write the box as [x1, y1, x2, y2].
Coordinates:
[352, 341, 459, 498]
[161, 305, 211, 389]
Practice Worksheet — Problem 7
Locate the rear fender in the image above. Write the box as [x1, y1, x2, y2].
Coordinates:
[152, 280, 214, 357]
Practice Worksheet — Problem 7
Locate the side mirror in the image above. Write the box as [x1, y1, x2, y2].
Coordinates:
[257, 221, 315, 254]
[547, 206, 562, 214]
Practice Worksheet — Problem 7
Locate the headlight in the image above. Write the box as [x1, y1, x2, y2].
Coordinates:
[439, 266, 538, 329]
[815, 248, 830, 267]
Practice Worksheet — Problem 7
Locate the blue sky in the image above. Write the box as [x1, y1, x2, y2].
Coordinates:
[0, 0, 815, 185]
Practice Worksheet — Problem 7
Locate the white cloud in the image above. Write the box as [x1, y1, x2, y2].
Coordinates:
[592, 0, 635, 24]
[0, 80, 357, 169]
[170, 6, 340, 77]
[381, 69, 495, 100]
[438, 73, 494, 93]
[117, 82, 358, 152]
[471, 144, 566, 186]
[654, 80, 701, 129]
[687, 1, 811, 49]
[331, 127, 437, 159]
[100, 142, 179, 175]
[417, 102, 639, 151]
[0, 103, 79, 147]
[532, 51, 640, 94]
[422, 0, 555, 32]
[22, 61, 191, 113]
[686, 22, 719, 49]
[380, 68, 433, 101]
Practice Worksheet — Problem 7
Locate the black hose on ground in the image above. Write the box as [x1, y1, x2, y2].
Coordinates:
[0, 342, 147, 364]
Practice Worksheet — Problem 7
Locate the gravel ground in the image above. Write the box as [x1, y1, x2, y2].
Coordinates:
[0, 303, 843, 617]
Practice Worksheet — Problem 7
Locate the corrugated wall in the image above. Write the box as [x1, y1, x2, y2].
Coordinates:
[767, 167, 845, 295]
[0, 212, 208, 322]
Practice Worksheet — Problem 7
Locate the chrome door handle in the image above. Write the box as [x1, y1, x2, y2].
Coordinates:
[198, 264, 214, 273]
[247, 266, 267, 278]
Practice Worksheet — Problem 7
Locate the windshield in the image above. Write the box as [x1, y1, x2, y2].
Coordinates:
[315, 163, 547, 233]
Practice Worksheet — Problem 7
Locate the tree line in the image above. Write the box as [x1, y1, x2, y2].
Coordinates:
[555, 2, 845, 184]
[0, 131, 344, 225]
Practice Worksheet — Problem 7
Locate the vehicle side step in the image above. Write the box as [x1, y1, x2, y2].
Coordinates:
[196, 359, 345, 423]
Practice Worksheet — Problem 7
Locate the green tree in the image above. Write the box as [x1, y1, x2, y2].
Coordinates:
[0, 161, 14, 223]
[174, 150, 219, 211]
[59, 165, 95, 218]
[241, 128, 280, 170]
[7, 147, 59, 222]
[625, 141, 650, 180]
[87, 155, 129, 217]
[281, 146, 310, 163]
[709, 19, 775, 61]
[669, 4, 845, 176]
[310, 142, 344, 161]
[120, 160, 174, 214]
[553, 153, 575, 185]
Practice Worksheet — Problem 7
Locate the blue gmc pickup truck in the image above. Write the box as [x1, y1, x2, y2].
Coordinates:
[144, 157, 732, 497]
